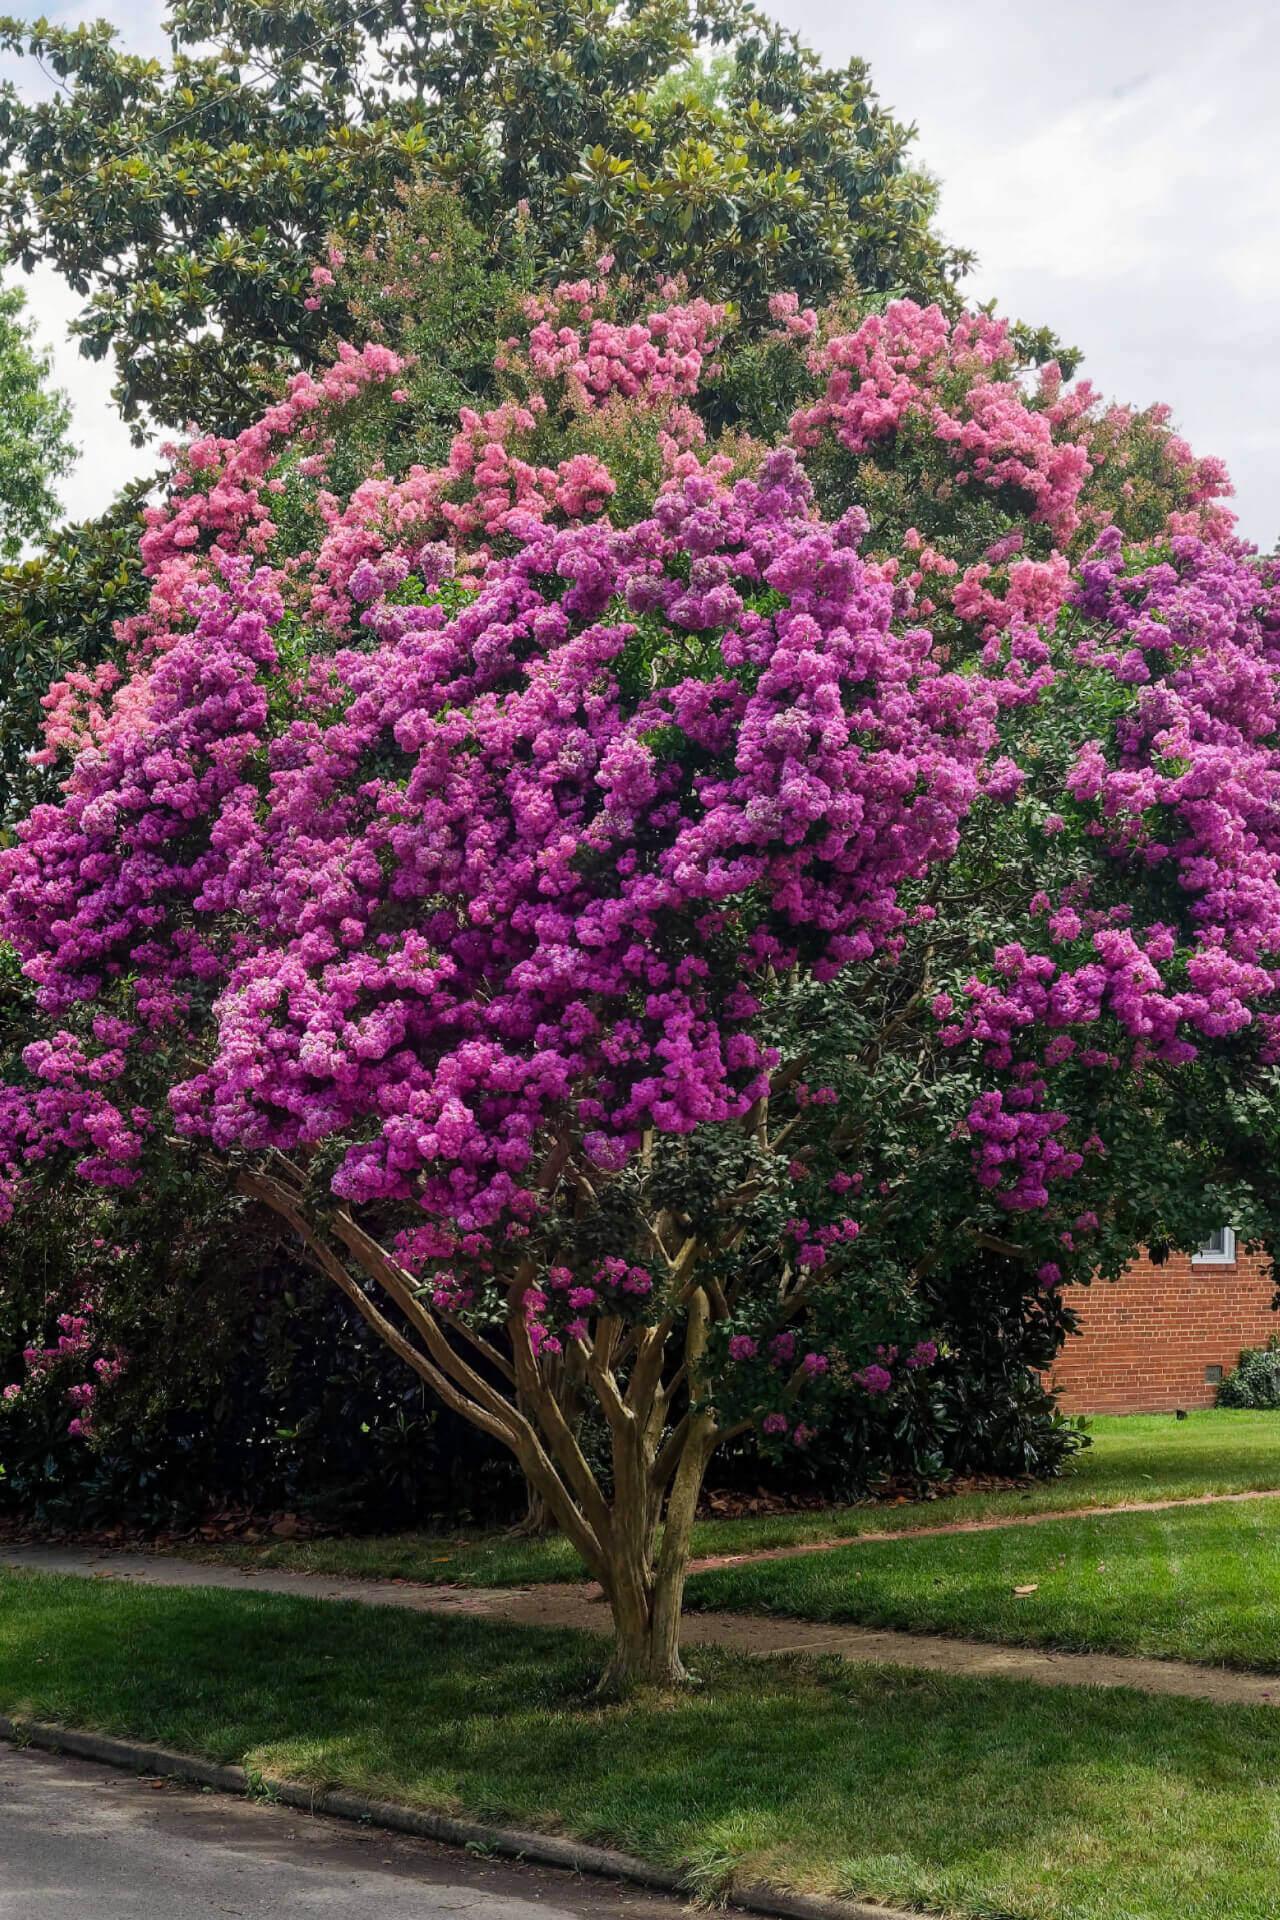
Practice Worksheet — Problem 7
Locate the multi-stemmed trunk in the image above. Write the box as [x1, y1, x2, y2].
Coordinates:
[595, 1413, 717, 1689]
[602, 1546, 691, 1688]
[242, 1168, 726, 1691]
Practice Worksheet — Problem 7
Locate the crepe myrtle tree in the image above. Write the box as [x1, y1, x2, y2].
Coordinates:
[5, 282, 1280, 1685]
[0, 448, 988, 1682]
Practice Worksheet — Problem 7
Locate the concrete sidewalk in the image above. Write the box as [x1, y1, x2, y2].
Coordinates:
[5, 1541, 1277, 1710]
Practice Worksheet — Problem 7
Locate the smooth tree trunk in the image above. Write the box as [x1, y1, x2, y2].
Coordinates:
[515, 1482, 554, 1536]
[244, 1170, 731, 1692]
[596, 1411, 717, 1690]
[601, 1573, 689, 1689]
[512, 1368, 583, 1536]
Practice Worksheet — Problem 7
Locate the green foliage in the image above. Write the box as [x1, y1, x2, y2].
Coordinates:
[0, 0, 971, 434]
[770, 1260, 1086, 1498]
[0, 486, 148, 825]
[0, 1182, 520, 1532]
[1218, 1340, 1280, 1411]
[334, 183, 527, 471]
[0, 280, 74, 557]
[1007, 316, 1084, 380]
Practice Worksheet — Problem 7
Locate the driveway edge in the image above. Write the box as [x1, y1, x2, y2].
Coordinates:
[0, 1713, 898, 1920]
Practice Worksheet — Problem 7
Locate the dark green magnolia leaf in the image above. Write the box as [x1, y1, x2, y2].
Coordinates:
[0, 0, 970, 435]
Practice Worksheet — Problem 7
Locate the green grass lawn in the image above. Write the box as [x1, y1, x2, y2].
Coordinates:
[193, 1408, 1280, 1589]
[193, 1526, 591, 1589]
[687, 1494, 1280, 1671]
[5, 1566, 1280, 1920]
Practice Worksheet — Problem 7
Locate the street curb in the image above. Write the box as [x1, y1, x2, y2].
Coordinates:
[0, 1714, 901, 1920]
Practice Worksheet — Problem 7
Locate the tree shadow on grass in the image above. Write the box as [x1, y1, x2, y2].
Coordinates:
[4, 1570, 1280, 1920]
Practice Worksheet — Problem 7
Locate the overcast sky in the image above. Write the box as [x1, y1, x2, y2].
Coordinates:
[11, 0, 1280, 546]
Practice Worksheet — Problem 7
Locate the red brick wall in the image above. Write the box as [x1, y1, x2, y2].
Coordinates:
[1051, 1246, 1277, 1414]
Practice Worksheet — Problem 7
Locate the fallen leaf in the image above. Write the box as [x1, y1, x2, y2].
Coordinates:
[1012, 1583, 1039, 1596]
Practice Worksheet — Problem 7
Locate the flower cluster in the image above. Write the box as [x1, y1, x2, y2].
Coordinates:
[1, 1286, 125, 1438]
[35, 276, 1237, 789]
[3, 445, 998, 1239]
[515, 276, 727, 410]
[782, 299, 1235, 655]
[36, 342, 409, 762]
[532, 1258, 657, 1347]
[3, 271, 1276, 1463]
[789, 302, 1234, 551]
[788, 301, 1099, 532]
[942, 531, 1280, 1211]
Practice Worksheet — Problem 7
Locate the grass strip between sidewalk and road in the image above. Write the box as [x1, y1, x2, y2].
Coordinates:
[686, 1493, 1280, 1671]
[184, 1408, 1280, 1590]
[6, 1566, 1280, 1920]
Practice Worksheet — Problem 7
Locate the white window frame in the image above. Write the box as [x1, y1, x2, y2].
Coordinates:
[1192, 1226, 1236, 1265]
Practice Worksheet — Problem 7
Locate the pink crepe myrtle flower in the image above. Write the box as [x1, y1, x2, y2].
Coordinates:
[0, 264, 1271, 1526]
[854, 1364, 893, 1395]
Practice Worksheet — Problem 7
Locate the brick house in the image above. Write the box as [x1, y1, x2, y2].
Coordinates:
[1050, 1230, 1277, 1414]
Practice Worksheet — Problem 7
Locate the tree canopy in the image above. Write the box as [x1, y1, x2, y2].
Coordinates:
[0, 250, 1270, 1685]
[0, 278, 73, 557]
[0, 486, 147, 829]
[0, 274, 81, 827]
[0, 0, 970, 437]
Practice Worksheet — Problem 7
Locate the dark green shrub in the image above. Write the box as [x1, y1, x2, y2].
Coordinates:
[2, 1230, 1084, 1530]
[0, 1278, 522, 1535]
[1217, 1340, 1280, 1411]
[0, 1186, 521, 1535]
[712, 1256, 1087, 1502]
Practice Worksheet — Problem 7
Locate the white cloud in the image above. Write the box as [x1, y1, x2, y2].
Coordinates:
[774, 0, 1280, 546]
[20, 265, 155, 524]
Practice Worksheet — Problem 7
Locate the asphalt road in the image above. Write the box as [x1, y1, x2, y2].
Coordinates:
[0, 1744, 688, 1920]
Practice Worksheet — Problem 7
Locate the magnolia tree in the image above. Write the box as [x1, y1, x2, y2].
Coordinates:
[0, 0, 967, 433]
[3, 267, 1280, 1685]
